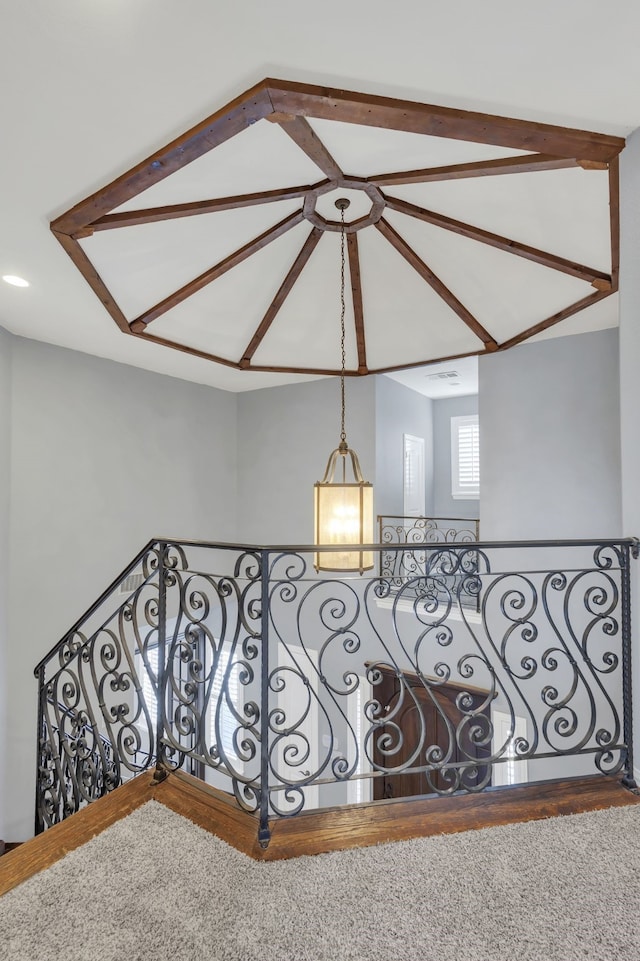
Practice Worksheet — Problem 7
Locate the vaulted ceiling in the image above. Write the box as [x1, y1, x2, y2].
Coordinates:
[2, 2, 640, 391]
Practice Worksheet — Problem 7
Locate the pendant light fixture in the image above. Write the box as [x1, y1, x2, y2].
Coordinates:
[314, 198, 374, 574]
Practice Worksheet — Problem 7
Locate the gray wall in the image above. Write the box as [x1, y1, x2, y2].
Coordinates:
[432, 394, 479, 521]
[619, 126, 640, 777]
[0, 314, 631, 835]
[479, 327, 622, 541]
[0, 327, 12, 840]
[4, 337, 238, 840]
[236, 376, 376, 545]
[375, 376, 434, 520]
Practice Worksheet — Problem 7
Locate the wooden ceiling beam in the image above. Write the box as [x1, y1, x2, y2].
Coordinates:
[239, 227, 323, 367]
[51, 230, 131, 333]
[275, 115, 344, 181]
[265, 79, 625, 163]
[132, 331, 242, 369]
[375, 218, 498, 350]
[383, 196, 611, 286]
[609, 156, 620, 291]
[132, 334, 491, 376]
[89, 184, 328, 231]
[370, 348, 488, 375]
[129, 210, 304, 330]
[497, 289, 612, 351]
[236, 363, 362, 375]
[347, 234, 368, 373]
[52, 82, 275, 235]
[369, 154, 581, 187]
[248, 348, 486, 375]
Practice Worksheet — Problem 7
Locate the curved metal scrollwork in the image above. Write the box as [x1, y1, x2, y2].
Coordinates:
[379, 516, 479, 593]
[35, 537, 634, 845]
[157, 565, 262, 813]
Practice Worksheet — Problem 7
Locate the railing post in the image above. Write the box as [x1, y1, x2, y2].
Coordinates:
[621, 540, 637, 788]
[33, 664, 46, 835]
[153, 541, 168, 782]
[258, 549, 271, 848]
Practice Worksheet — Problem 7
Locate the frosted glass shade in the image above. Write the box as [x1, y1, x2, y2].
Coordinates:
[314, 479, 374, 573]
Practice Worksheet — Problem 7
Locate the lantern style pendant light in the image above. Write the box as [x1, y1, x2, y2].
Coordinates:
[314, 199, 374, 573]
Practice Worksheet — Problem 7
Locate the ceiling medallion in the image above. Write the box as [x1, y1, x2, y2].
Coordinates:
[51, 78, 622, 377]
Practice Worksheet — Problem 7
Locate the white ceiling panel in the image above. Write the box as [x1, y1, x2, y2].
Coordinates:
[356, 226, 484, 369]
[79, 200, 301, 320]
[529, 292, 618, 343]
[145, 220, 313, 362]
[385, 166, 612, 272]
[382, 209, 593, 343]
[251, 231, 359, 371]
[111, 120, 325, 213]
[307, 119, 534, 178]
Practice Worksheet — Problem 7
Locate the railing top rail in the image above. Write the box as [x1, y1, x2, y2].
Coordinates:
[35, 534, 639, 677]
[378, 515, 479, 522]
[34, 538, 159, 676]
[153, 535, 638, 552]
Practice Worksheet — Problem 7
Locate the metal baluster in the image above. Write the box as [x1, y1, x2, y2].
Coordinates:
[621, 539, 637, 788]
[33, 664, 46, 835]
[258, 549, 271, 848]
[153, 541, 168, 783]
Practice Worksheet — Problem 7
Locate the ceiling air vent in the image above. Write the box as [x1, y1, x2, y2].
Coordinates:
[425, 370, 459, 381]
[119, 572, 146, 594]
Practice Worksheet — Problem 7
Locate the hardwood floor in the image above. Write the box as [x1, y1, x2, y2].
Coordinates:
[1, 770, 638, 894]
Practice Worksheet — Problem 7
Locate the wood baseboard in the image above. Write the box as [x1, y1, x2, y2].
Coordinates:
[258, 775, 640, 860]
[1, 771, 638, 895]
[152, 770, 640, 862]
[0, 772, 159, 897]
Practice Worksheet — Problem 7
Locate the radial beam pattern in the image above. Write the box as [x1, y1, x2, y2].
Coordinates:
[51, 79, 623, 376]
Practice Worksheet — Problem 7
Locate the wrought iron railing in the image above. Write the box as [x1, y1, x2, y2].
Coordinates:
[35, 537, 638, 848]
[378, 515, 479, 587]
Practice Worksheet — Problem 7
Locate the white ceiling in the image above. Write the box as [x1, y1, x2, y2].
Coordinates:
[387, 356, 479, 400]
[2, 0, 640, 393]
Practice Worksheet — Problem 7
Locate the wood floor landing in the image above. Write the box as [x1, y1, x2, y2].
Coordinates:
[1, 770, 638, 895]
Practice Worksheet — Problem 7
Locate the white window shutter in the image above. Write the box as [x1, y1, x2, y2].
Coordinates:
[451, 415, 480, 499]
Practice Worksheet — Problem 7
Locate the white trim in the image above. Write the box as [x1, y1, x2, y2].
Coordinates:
[491, 710, 528, 786]
[375, 592, 482, 623]
[346, 676, 373, 805]
[451, 414, 480, 500]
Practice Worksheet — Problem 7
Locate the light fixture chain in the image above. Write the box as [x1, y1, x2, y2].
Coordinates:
[340, 205, 346, 446]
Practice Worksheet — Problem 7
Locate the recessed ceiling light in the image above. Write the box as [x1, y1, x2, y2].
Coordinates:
[3, 275, 30, 288]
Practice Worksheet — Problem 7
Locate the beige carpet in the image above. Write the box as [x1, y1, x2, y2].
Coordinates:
[1, 800, 638, 961]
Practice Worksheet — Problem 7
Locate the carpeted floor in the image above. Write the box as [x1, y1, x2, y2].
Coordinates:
[1, 800, 638, 961]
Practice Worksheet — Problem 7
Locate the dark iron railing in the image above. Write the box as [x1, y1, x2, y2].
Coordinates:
[378, 515, 479, 586]
[35, 537, 638, 847]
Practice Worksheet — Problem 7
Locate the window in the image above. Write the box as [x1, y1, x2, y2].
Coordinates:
[451, 414, 479, 499]
[140, 644, 159, 727]
[135, 635, 240, 765]
[209, 645, 240, 764]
